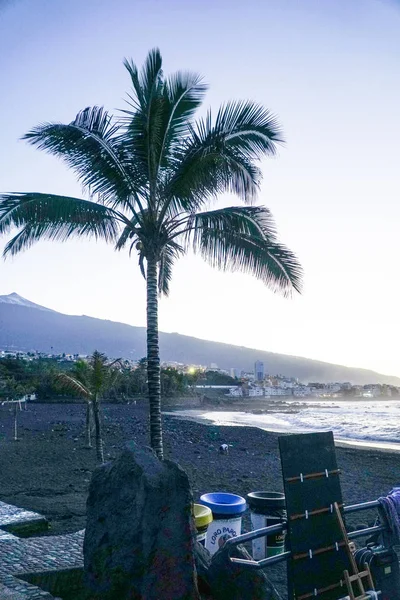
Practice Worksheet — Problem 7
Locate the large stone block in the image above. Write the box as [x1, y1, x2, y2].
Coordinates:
[83, 442, 199, 600]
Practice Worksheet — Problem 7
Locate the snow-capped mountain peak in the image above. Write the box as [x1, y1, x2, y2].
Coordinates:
[0, 293, 53, 312]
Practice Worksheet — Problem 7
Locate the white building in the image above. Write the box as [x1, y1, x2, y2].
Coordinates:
[248, 387, 265, 397]
[341, 382, 352, 390]
[326, 383, 341, 393]
[264, 386, 291, 397]
[293, 386, 313, 397]
[363, 385, 381, 398]
[227, 387, 243, 397]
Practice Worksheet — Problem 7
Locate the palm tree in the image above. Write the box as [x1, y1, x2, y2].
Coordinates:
[67, 359, 95, 449]
[0, 49, 302, 459]
[57, 351, 119, 462]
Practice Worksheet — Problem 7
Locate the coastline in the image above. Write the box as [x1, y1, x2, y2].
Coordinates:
[168, 410, 400, 454]
[334, 438, 400, 454]
[164, 400, 400, 453]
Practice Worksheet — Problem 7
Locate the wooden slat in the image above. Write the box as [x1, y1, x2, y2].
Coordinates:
[293, 540, 346, 561]
[285, 469, 341, 483]
[290, 503, 343, 521]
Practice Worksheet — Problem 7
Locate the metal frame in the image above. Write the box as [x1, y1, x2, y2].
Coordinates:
[225, 499, 386, 569]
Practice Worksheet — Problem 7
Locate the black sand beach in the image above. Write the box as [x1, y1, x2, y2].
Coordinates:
[0, 401, 398, 598]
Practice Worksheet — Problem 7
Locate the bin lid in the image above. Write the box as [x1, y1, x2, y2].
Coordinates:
[246, 491, 286, 511]
[200, 492, 247, 515]
[193, 504, 213, 528]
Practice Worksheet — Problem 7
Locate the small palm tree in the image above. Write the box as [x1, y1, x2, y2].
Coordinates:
[57, 351, 119, 462]
[68, 359, 95, 449]
[0, 48, 302, 459]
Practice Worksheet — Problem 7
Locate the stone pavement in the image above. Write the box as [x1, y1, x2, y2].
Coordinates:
[0, 529, 17, 541]
[0, 575, 57, 599]
[0, 582, 26, 600]
[0, 502, 48, 535]
[0, 501, 84, 599]
[0, 531, 84, 576]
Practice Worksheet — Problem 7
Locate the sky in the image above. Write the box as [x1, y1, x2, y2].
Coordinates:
[1, 0, 400, 376]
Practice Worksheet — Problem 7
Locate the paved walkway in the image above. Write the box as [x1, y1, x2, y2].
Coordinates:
[0, 529, 17, 541]
[0, 576, 57, 599]
[0, 502, 48, 535]
[0, 501, 83, 599]
[0, 531, 84, 576]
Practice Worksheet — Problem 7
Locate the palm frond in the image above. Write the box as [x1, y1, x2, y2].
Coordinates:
[162, 138, 261, 216]
[90, 351, 109, 394]
[165, 72, 207, 131]
[114, 211, 143, 252]
[214, 100, 283, 158]
[123, 58, 146, 111]
[23, 106, 144, 209]
[157, 72, 207, 169]
[115, 224, 136, 252]
[121, 50, 166, 188]
[56, 373, 92, 399]
[71, 360, 91, 387]
[189, 206, 302, 296]
[158, 240, 184, 295]
[188, 206, 277, 243]
[162, 100, 282, 215]
[138, 252, 146, 278]
[123, 52, 207, 195]
[140, 48, 163, 103]
[0, 193, 120, 257]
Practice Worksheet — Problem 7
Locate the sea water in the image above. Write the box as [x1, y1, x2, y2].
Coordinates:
[165, 399, 400, 452]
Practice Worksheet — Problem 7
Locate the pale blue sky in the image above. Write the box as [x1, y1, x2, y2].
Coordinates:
[1, 0, 400, 375]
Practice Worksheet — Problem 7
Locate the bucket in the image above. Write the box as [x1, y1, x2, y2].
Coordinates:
[246, 491, 286, 560]
[200, 492, 246, 555]
[193, 504, 213, 546]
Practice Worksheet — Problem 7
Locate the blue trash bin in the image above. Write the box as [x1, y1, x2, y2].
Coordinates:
[200, 492, 246, 555]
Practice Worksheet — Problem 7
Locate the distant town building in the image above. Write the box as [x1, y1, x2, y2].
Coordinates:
[248, 386, 265, 397]
[227, 386, 243, 397]
[2, 351, 399, 399]
[254, 360, 264, 382]
[242, 371, 255, 381]
[264, 386, 291, 397]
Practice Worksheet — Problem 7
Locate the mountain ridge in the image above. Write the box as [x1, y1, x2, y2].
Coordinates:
[0, 293, 399, 385]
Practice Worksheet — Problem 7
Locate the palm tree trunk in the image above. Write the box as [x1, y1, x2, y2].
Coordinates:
[92, 393, 104, 463]
[85, 401, 93, 449]
[146, 257, 163, 459]
[14, 402, 18, 441]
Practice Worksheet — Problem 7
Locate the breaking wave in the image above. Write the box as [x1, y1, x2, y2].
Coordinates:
[167, 399, 400, 451]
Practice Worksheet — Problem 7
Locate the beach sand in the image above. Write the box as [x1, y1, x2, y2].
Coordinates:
[0, 401, 398, 598]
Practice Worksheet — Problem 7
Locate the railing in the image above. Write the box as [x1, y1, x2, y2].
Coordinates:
[225, 499, 386, 569]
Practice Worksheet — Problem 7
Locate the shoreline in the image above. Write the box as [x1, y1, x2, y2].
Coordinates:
[335, 438, 400, 454]
[164, 407, 400, 454]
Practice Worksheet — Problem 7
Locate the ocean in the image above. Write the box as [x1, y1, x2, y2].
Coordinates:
[166, 398, 400, 452]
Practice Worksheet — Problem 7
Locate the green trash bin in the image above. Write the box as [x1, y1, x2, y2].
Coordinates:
[247, 491, 286, 559]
